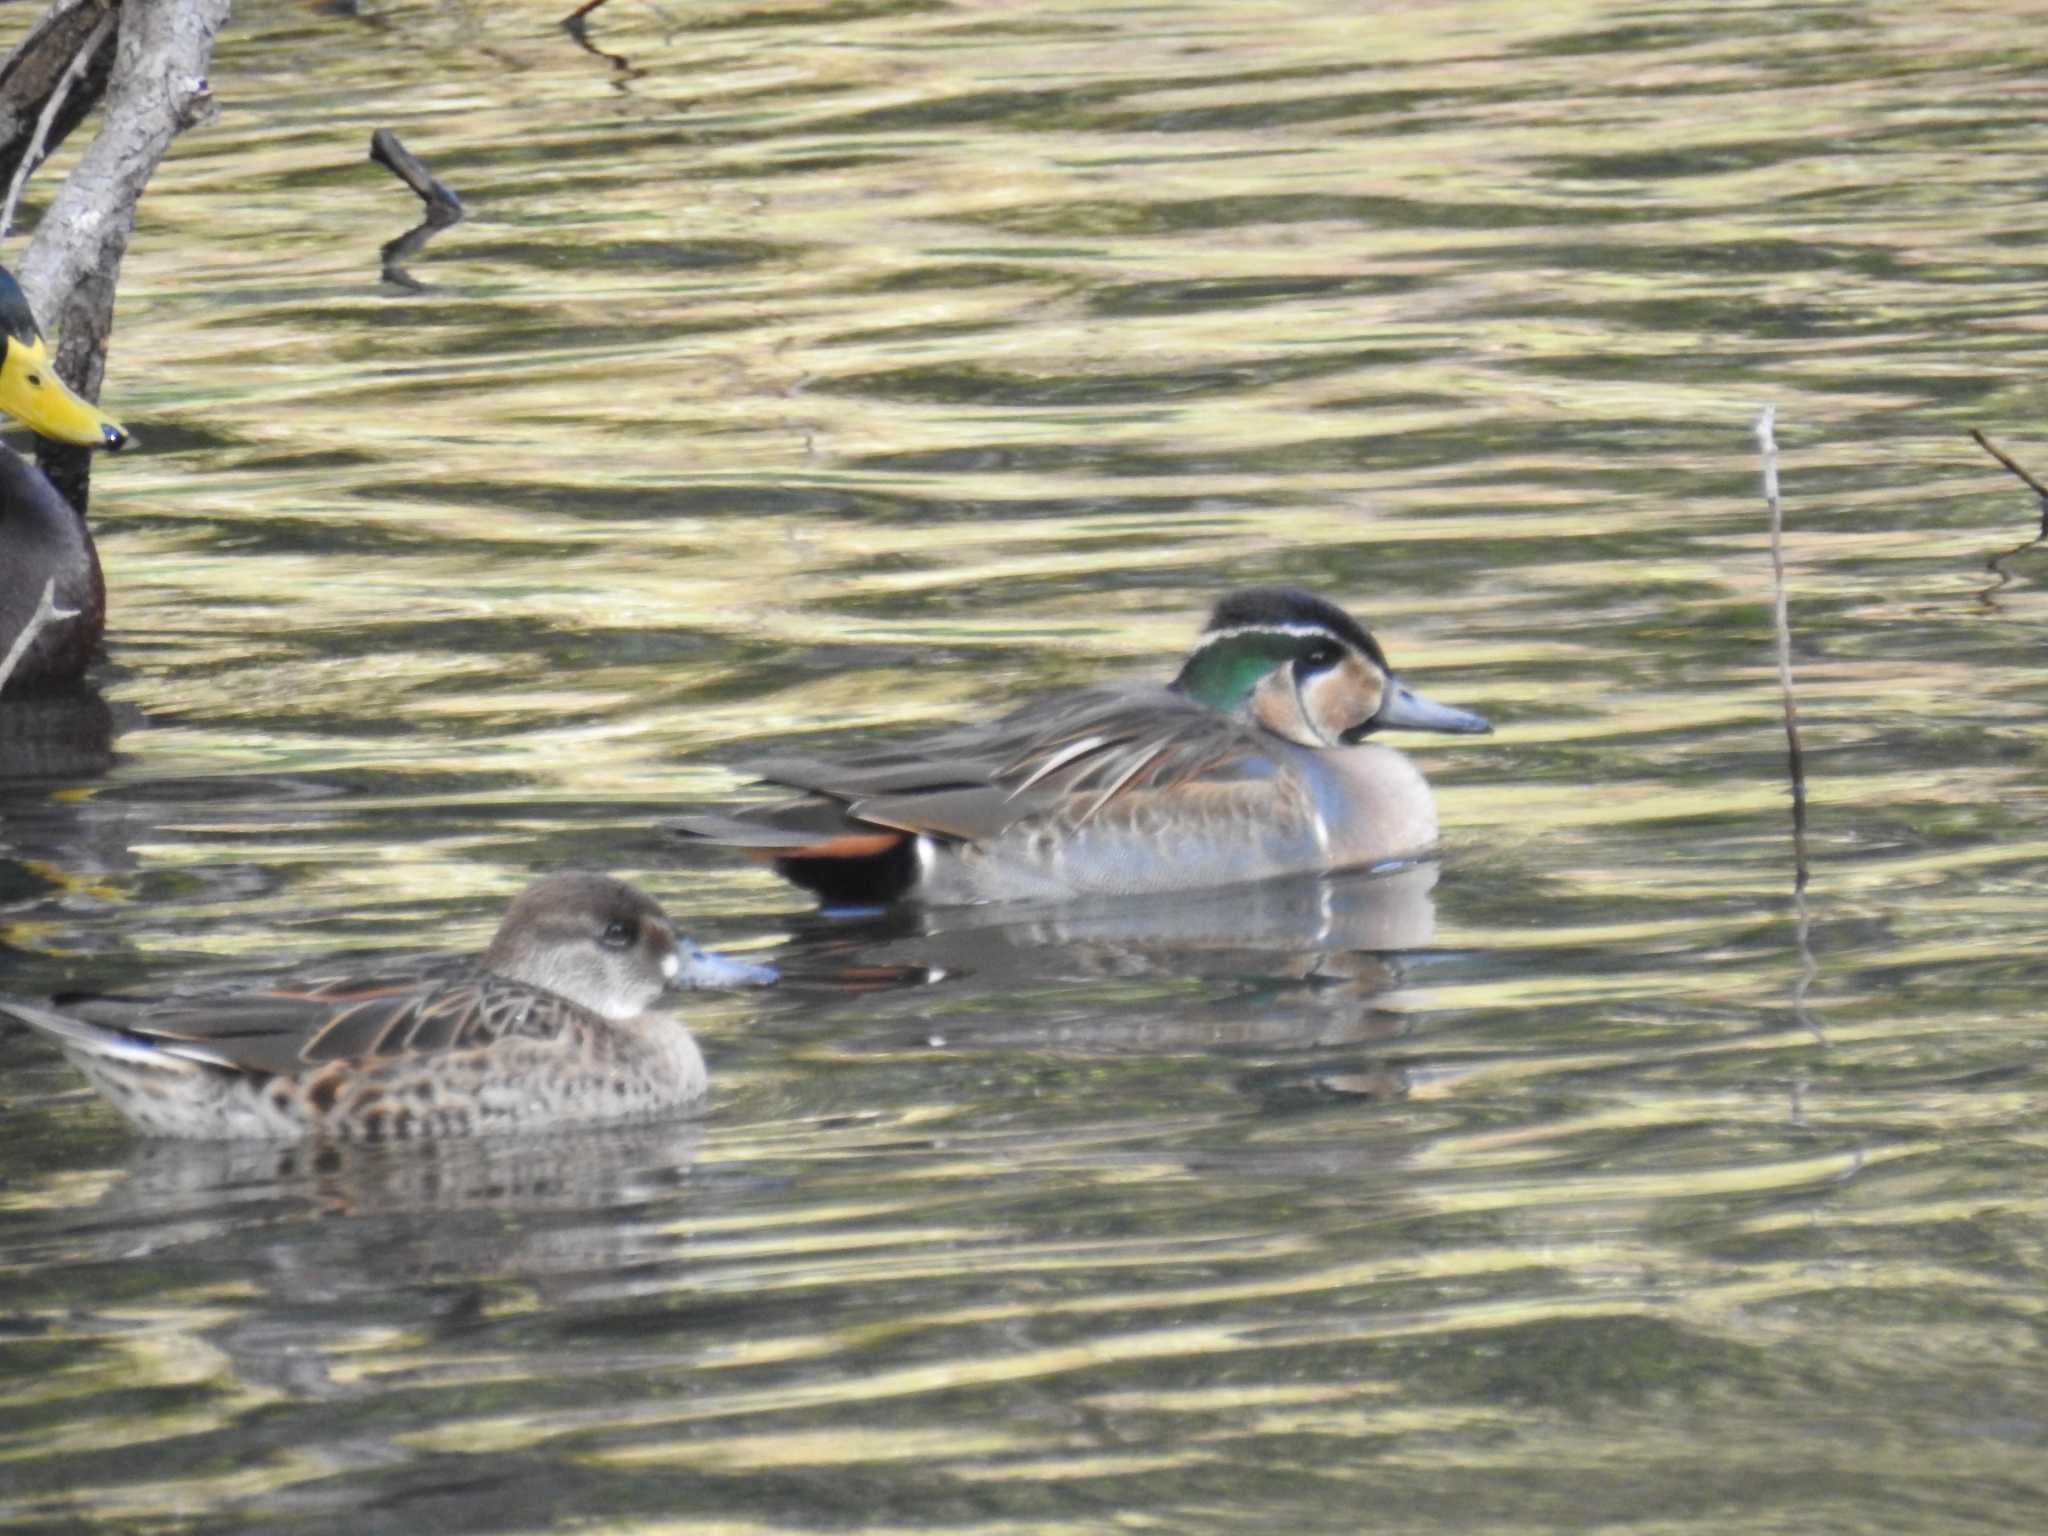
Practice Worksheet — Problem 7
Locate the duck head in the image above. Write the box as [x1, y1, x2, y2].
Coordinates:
[1171, 586, 1491, 748]
[0, 268, 126, 449]
[484, 872, 776, 1018]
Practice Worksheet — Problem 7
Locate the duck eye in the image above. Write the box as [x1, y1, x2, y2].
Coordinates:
[1298, 643, 1341, 673]
[599, 919, 635, 949]
[24, 373, 40, 387]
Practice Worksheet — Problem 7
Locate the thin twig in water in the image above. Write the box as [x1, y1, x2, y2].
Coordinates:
[0, 577, 78, 696]
[1970, 428, 2048, 511]
[0, 9, 113, 244]
[369, 129, 465, 289]
[560, 0, 636, 70]
[370, 129, 464, 223]
[1971, 430, 2048, 609]
[1755, 406, 1822, 1046]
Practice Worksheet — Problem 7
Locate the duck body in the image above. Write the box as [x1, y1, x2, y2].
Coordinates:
[673, 587, 1490, 906]
[0, 448, 104, 692]
[0, 265, 127, 697]
[0, 873, 777, 1141]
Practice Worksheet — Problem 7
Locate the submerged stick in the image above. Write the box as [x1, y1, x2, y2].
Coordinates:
[1755, 406, 1820, 1045]
[370, 128, 464, 223]
[1755, 406, 1806, 875]
[560, 0, 635, 70]
[0, 577, 78, 697]
[1970, 428, 2048, 511]
[1970, 430, 2048, 609]
[370, 129, 465, 290]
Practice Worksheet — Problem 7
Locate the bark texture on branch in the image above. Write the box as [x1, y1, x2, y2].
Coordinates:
[0, 0, 119, 191]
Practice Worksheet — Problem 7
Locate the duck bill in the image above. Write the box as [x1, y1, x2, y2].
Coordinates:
[670, 941, 779, 989]
[1360, 680, 1491, 738]
[0, 334, 128, 449]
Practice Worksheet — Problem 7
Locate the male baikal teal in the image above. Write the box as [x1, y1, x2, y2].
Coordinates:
[672, 587, 1491, 905]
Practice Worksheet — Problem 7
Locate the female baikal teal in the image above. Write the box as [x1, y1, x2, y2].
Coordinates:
[673, 587, 1491, 905]
[0, 874, 776, 1141]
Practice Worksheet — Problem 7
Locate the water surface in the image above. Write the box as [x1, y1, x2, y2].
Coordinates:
[5, 1, 2048, 1531]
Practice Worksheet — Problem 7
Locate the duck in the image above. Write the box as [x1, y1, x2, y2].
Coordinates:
[670, 586, 1491, 905]
[0, 872, 778, 1141]
[0, 264, 129, 697]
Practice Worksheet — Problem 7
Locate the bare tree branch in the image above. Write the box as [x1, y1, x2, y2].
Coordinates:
[18, 0, 227, 514]
[0, 1, 119, 190]
[0, 8, 115, 243]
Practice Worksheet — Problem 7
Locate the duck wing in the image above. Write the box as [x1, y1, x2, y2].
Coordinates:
[740, 686, 1273, 846]
[45, 968, 581, 1078]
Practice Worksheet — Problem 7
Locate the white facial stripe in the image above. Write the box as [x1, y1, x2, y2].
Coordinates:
[1186, 623, 1343, 655]
[660, 950, 680, 980]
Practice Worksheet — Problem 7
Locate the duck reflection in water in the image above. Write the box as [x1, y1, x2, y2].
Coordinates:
[780, 858, 1444, 1108]
[96, 1115, 710, 1244]
[24, 1116, 714, 1402]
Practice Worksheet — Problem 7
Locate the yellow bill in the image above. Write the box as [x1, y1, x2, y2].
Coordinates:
[0, 331, 127, 449]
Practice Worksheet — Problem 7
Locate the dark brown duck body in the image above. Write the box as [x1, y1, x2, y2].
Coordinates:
[0, 265, 127, 697]
[0, 448, 105, 692]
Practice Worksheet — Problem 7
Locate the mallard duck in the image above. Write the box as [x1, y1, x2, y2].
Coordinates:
[671, 586, 1491, 904]
[0, 873, 777, 1140]
[0, 265, 128, 696]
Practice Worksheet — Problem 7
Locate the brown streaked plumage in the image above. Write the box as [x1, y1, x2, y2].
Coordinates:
[0, 872, 776, 1141]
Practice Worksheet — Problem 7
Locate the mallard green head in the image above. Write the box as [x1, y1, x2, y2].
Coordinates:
[1172, 586, 1491, 748]
[0, 267, 126, 450]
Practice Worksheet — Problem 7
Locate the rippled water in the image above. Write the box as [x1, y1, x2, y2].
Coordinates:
[6, 0, 2048, 1529]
